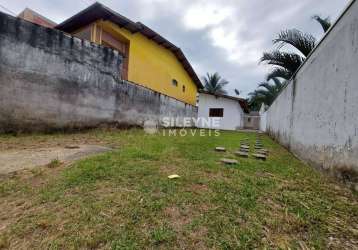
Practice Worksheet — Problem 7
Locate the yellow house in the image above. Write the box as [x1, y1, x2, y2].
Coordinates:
[56, 2, 202, 105]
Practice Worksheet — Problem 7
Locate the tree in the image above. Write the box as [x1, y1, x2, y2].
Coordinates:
[253, 14, 332, 109]
[202, 72, 228, 95]
[262, 15, 331, 81]
[312, 15, 332, 32]
[273, 29, 316, 57]
[266, 68, 292, 81]
[260, 51, 304, 74]
[248, 78, 284, 111]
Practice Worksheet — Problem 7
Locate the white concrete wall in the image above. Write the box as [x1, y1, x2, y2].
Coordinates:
[266, 0, 358, 183]
[197, 93, 244, 130]
[259, 105, 267, 132]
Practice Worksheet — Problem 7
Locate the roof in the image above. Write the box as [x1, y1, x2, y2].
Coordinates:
[18, 8, 57, 28]
[56, 2, 203, 89]
[199, 90, 250, 113]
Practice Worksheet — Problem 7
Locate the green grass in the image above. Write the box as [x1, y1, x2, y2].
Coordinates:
[0, 129, 357, 249]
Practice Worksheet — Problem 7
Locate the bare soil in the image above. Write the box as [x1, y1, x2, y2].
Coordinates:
[0, 145, 111, 175]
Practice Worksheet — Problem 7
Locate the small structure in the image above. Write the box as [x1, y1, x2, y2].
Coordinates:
[244, 111, 260, 130]
[197, 91, 249, 131]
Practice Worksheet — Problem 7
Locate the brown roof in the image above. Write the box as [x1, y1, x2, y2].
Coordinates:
[56, 2, 203, 89]
[199, 90, 250, 113]
[18, 8, 57, 28]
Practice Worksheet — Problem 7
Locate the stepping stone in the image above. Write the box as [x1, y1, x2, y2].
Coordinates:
[241, 145, 250, 150]
[215, 147, 226, 152]
[65, 145, 80, 149]
[255, 146, 263, 150]
[252, 154, 267, 161]
[240, 148, 249, 152]
[235, 151, 249, 158]
[220, 158, 238, 165]
[256, 150, 268, 155]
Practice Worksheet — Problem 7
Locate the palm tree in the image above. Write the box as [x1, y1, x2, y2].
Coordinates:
[260, 51, 304, 74]
[252, 14, 333, 110]
[248, 78, 284, 111]
[273, 29, 316, 57]
[266, 68, 292, 81]
[202, 72, 228, 95]
[261, 15, 331, 81]
[312, 15, 332, 32]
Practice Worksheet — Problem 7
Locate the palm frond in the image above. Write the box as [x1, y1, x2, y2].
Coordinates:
[266, 68, 292, 81]
[312, 15, 331, 32]
[273, 29, 316, 57]
[203, 72, 228, 95]
[248, 77, 285, 110]
[260, 51, 304, 73]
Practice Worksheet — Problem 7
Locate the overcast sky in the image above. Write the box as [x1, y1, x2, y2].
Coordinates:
[1, 0, 350, 97]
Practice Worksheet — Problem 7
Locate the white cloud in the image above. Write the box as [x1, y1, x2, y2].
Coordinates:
[183, 2, 234, 30]
[2, 0, 350, 96]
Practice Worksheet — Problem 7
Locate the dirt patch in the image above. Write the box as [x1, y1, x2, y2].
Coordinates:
[0, 145, 112, 175]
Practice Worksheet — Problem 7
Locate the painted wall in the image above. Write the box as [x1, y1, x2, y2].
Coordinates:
[259, 105, 267, 132]
[0, 12, 197, 133]
[266, 0, 358, 184]
[197, 93, 244, 131]
[243, 114, 260, 130]
[90, 21, 198, 106]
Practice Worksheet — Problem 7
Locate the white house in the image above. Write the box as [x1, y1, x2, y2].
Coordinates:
[197, 91, 249, 130]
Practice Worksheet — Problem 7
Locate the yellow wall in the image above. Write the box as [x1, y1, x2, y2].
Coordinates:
[98, 21, 198, 105]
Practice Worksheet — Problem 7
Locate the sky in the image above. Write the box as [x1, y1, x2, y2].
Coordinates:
[0, 0, 350, 97]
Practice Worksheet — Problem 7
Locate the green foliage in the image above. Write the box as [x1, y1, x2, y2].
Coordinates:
[266, 67, 292, 81]
[202, 72, 228, 95]
[260, 51, 304, 73]
[273, 29, 316, 57]
[248, 77, 285, 110]
[0, 129, 356, 249]
[312, 15, 332, 32]
[254, 14, 332, 110]
[47, 158, 61, 168]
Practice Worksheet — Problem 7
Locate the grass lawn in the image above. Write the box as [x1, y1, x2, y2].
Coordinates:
[0, 129, 357, 249]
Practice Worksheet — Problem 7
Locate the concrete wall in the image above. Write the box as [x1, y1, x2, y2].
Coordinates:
[197, 93, 244, 130]
[0, 12, 197, 133]
[266, 0, 358, 184]
[259, 105, 267, 132]
[243, 115, 260, 130]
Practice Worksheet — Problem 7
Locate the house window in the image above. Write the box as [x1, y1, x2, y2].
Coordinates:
[182, 85, 186, 92]
[172, 79, 178, 87]
[248, 117, 251, 122]
[209, 108, 224, 117]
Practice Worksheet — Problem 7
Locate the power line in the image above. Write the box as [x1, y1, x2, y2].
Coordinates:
[0, 3, 16, 16]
